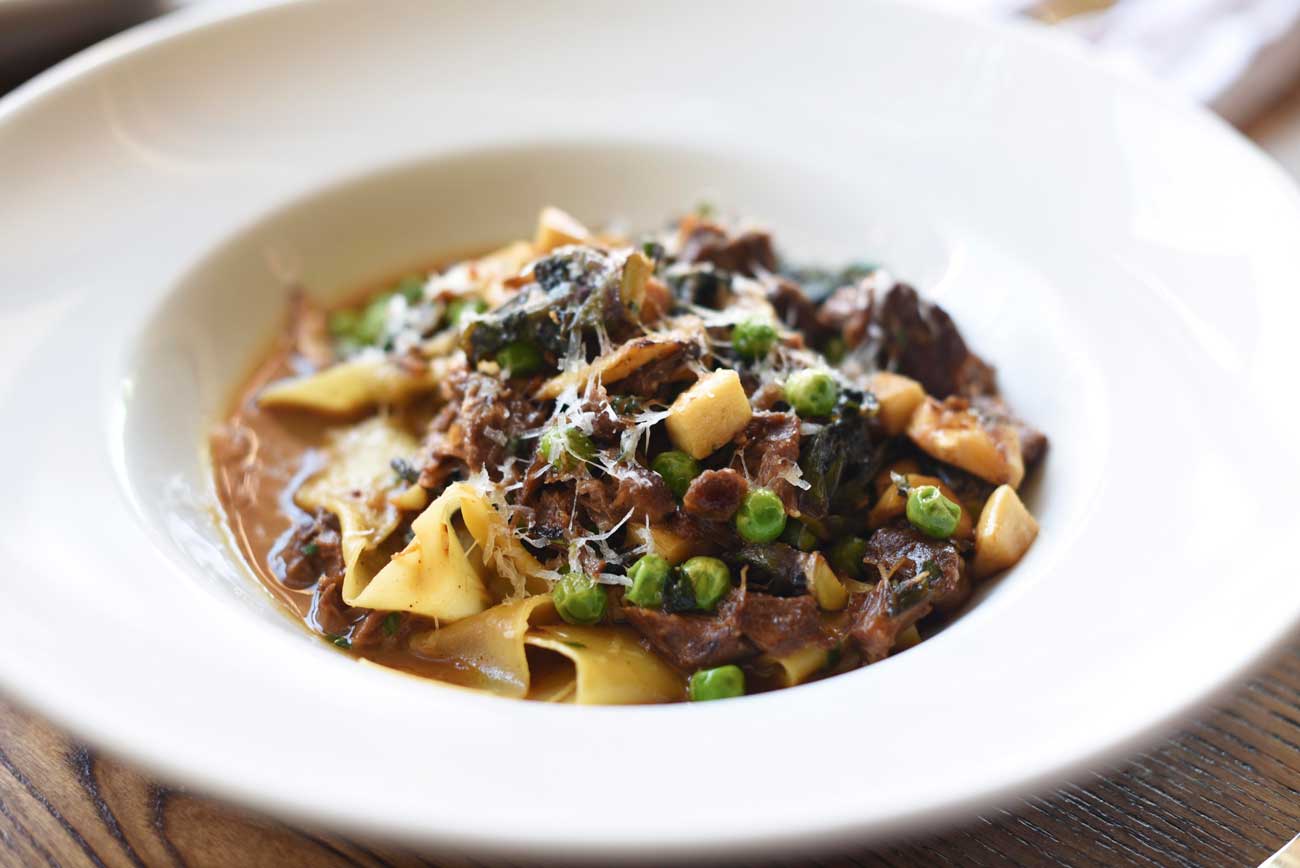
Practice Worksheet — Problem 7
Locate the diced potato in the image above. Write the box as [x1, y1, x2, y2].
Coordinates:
[801, 552, 848, 611]
[665, 369, 753, 459]
[869, 372, 926, 436]
[907, 397, 1024, 488]
[534, 206, 590, 252]
[626, 523, 711, 564]
[867, 473, 973, 540]
[533, 336, 686, 400]
[972, 484, 1039, 579]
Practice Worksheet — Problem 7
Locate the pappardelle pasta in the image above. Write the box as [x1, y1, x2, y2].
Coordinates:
[211, 206, 1046, 704]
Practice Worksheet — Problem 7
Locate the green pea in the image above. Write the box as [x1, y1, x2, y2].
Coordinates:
[552, 572, 608, 625]
[625, 554, 670, 608]
[735, 488, 787, 544]
[496, 340, 542, 377]
[651, 450, 701, 499]
[688, 664, 745, 701]
[906, 485, 961, 539]
[731, 319, 777, 361]
[539, 425, 596, 471]
[446, 297, 487, 327]
[784, 368, 840, 417]
[828, 536, 869, 579]
[678, 556, 731, 611]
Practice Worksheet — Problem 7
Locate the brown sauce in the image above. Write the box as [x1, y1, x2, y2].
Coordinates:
[212, 337, 512, 686]
[208, 249, 517, 687]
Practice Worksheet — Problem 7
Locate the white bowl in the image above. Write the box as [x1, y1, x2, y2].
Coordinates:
[3, 0, 1300, 860]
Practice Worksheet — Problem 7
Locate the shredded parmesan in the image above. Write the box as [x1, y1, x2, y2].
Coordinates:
[461, 468, 535, 597]
[616, 404, 672, 460]
[770, 458, 812, 491]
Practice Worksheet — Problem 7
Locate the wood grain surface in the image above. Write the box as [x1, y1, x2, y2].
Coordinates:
[2, 636, 1299, 867]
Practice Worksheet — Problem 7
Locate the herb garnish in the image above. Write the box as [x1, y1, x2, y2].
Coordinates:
[391, 457, 419, 485]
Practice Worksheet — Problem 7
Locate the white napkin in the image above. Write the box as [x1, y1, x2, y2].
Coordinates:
[924, 0, 1300, 123]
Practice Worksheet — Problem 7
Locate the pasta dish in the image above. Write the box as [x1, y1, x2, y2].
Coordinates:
[212, 207, 1045, 704]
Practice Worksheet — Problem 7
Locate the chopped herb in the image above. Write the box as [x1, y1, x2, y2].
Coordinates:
[695, 201, 716, 219]
[562, 641, 588, 649]
[827, 536, 868, 578]
[888, 575, 929, 616]
[610, 394, 641, 414]
[382, 612, 401, 637]
[641, 240, 665, 261]
[446, 297, 487, 327]
[665, 264, 730, 308]
[781, 262, 879, 303]
[920, 560, 939, 586]
[395, 274, 425, 304]
[299, 542, 319, 557]
[391, 457, 420, 485]
[330, 635, 352, 649]
[662, 571, 698, 613]
[354, 294, 394, 345]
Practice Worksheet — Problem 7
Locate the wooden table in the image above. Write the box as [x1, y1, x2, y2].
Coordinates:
[7, 59, 1300, 868]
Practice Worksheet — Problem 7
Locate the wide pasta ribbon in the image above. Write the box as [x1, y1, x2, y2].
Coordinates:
[408, 600, 686, 703]
[408, 595, 558, 698]
[295, 416, 417, 604]
[260, 357, 437, 416]
[352, 481, 545, 620]
[525, 625, 685, 704]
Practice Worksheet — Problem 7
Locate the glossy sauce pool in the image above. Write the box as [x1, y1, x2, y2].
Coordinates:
[208, 264, 512, 689]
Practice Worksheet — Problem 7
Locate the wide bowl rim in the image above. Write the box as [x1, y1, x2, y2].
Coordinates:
[3, 0, 1300, 859]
